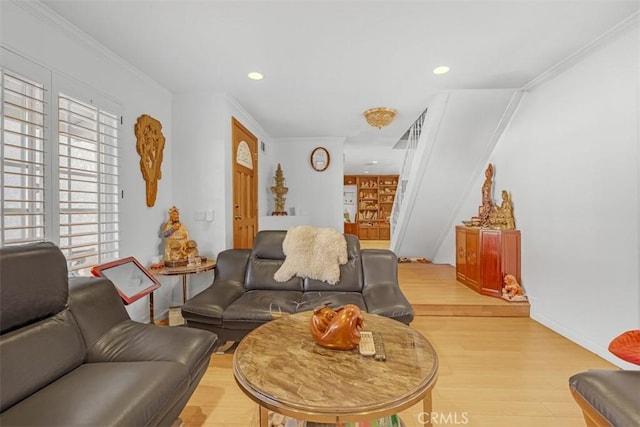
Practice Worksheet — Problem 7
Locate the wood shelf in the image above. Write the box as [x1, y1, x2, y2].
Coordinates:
[344, 174, 399, 240]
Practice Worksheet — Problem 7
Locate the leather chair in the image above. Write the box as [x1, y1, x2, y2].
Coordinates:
[569, 370, 640, 426]
[0, 242, 217, 426]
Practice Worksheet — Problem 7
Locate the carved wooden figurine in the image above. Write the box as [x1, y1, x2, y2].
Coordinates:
[134, 114, 165, 207]
[310, 304, 364, 350]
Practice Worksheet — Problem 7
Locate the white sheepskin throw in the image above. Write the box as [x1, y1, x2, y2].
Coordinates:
[274, 225, 348, 285]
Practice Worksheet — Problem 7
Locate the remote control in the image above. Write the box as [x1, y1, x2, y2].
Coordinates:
[359, 331, 375, 356]
[373, 332, 387, 361]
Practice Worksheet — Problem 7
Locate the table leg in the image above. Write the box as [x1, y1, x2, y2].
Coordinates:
[182, 274, 188, 304]
[423, 391, 433, 425]
[149, 292, 155, 324]
[259, 406, 268, 427]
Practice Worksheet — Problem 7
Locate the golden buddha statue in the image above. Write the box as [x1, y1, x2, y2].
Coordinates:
[162, 206, 198, 266]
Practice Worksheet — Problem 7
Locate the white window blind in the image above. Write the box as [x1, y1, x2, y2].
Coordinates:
[1, 70, 47, 245]
[58, 93, 119, 275]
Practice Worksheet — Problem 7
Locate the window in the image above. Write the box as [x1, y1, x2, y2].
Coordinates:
[1, 71, 46, 245]
[58, 94, 120, 275]
[1, 66, 120, 275]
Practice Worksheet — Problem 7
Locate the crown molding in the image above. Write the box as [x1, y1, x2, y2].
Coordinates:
[9, 0, 172, 100]
[523, 11, 640, 91]
[222, 93, 272, 141]
[272, 136, 347, 144]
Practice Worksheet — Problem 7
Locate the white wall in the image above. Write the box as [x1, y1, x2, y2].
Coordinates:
[265, 138, 345, 231]
[1, 1, 176, 322]
[172, 92, 271, 299]
[434, 22, 640, 367]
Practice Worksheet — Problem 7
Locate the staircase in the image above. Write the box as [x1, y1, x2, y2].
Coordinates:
[390, 89, 525, 260]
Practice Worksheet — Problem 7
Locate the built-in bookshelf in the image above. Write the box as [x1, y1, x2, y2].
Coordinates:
[344, 175, 398, 240]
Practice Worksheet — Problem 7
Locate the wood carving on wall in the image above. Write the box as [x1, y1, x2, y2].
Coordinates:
[134, 114, 165, 207]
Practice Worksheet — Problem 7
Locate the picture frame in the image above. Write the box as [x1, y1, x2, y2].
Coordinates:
[91, 256, 161, 305]
[310, 147, 330, 172]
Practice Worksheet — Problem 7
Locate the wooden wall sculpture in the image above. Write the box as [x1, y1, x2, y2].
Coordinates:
[134, 114, 165, 207]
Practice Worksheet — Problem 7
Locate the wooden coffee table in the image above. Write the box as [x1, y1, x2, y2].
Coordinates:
[233, 311, 439, 426]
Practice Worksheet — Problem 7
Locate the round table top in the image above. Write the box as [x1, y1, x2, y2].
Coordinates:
[150, 259, 216, 276]
[233, 311, 439, 423]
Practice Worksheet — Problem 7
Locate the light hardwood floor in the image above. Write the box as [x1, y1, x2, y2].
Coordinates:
[180, 240, 614, 426]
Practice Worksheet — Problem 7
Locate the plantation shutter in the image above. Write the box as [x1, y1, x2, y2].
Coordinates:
[1, 70, 47, 245]
[58, 93, 119, 275]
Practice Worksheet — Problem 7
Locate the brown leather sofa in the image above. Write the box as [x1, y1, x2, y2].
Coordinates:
[569, 370, 640, 426]
[181, 230, 414, 344]
[0, 242, 217, 426]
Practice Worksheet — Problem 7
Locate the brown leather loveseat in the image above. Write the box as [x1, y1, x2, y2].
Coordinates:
[0, 242, 217, 426]
[181, 230, 414, 344]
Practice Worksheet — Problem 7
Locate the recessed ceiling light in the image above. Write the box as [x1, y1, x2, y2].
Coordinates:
[248, 72, 263, 80]
[364, 171, 369, 174]
[371, 160, 379, 164]
[433, 66, 450, 75]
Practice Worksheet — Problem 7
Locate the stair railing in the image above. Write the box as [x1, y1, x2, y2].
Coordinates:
[391, 108, 427, 234]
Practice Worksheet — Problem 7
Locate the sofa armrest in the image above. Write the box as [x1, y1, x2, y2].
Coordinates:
[86, 320, 217, 380]
[361, 249, 414, 324]
[68, 276, 131, 349]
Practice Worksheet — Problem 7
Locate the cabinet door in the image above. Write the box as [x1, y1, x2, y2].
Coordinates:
[465, 229, 480, 288]
[368, 226, 380, 240]
[479, 230, 503, 297]
[358, 226, 370, 240]
[379, 225, 390, 240]
[501, 230, 521, 283]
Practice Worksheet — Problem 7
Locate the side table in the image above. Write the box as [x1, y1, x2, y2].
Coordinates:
[151, 259, 216, 304]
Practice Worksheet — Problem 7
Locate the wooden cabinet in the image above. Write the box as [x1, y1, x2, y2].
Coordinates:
[344, 175, 398, 240]
[455, 226, 521, 298]
[344, 222, 358, 235]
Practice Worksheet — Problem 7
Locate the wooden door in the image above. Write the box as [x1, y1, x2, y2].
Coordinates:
[232, 117, 258, 249]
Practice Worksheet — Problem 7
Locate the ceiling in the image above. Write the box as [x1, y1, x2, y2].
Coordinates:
[40, 0, 639, 175]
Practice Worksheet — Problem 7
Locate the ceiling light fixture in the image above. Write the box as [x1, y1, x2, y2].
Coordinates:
[364, 107, 397, 129]
[248, 72, 264, 80]
[433, 66, 450, 75]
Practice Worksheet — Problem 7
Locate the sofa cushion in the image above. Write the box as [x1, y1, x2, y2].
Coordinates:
[0, 310, 85, 412]
[569, 370, 640, 427]
[0, 361, 189, 427]
[297, 292, 367, 313]
[246, 257, 303, 291]
[223, 290, 303, 329]
[246, 231, 304, 291]
[0, 242, 69, 334]
[251, 230, 287, 259]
